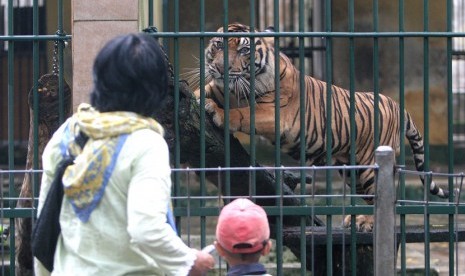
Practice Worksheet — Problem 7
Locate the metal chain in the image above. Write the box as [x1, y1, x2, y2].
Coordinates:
[52, 39, 59, 75]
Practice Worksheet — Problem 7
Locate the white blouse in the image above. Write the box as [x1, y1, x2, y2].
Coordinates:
[34, 121, 196, 276]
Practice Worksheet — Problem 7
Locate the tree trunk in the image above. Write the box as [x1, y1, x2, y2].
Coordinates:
[153, 76, 324, 228]
[13, 48, 323, 275]
[15, 74, 71, 276]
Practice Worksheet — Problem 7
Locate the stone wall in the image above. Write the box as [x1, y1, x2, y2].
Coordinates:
[332, 1, 448, 145]
[71, 0, 139, 110]
[69, 1, 449, 145]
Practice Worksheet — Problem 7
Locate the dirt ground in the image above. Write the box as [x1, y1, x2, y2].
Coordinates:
[399, 242, 465, 275]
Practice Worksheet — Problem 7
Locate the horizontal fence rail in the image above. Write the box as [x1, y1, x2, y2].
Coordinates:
[142, 31, 465, 38]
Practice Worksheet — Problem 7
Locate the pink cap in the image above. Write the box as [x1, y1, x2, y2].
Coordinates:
[216, 198, 270, 254]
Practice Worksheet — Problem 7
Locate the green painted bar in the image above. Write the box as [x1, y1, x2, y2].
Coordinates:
[172, 205, 375, 217]
[172, 204, 465, 217]
[446, 1, 456, 275]
[162, 0, 168, 49]
[0, 34, 71, 41]
[424, 175, 431, 275]
[1, 209, 38, 219]
[126, 31, 465, 38]
[222, 0, 231, 197]
[423, 1, 431, 273]
[7, 0, 15, 212]
[324, 0, 333, 274]
[373, 0, 379, 149]
[298, 0, 306, 275]
[399, 1, 407, 275]
[57, 0, 66, 124]
[7, 2, 15, 272]
[396, 205, 465, 215]
[173, 0, 181, 233]
[148, 0, 153, 26]
[310, 169, 317, 274]
[273, 2, 283, 275]
[8, 217, 14, 276]
[32, 0, 40, 209]
[249, 0, 257, 197]
[348, 1, 358, 274]
[199, 0, 207, 250]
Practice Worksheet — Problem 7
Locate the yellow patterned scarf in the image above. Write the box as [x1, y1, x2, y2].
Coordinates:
[61, 103, 164, 222]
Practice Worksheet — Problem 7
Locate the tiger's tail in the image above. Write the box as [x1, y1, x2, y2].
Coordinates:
[405, 112, 449, 199]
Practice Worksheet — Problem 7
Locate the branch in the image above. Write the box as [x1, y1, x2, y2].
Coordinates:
[153, 80, 324, 228]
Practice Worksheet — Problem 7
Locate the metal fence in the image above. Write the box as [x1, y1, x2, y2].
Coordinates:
[1, 0, 465, 275]
[159, 1, 465, 274]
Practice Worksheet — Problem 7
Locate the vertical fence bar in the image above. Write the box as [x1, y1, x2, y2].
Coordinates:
[446, 0, 456, 275]
[398, 1, 407, 275]
[423, 1, 431, 273]
[312, 0, 324, 79]
[7, 1, 16, 273]
[1, 173, 5, 276]
[423, 173, 431, 276]
[7, 0, 14, 207]
[273, 2, 283, 275]
[273, 1, 281, 170]
[199, 0, 207, 249]
[57, 0, 66, 124]
[295, 1, 308, 275]
[173, 0, 182, 233]
[348, 1, 357, 275]
[373, 0, 380, 148]
[162, 0, 169, 49]
[222, 0, 231, 197]
[249, 0, 256, 196]
[422, 4, 430, 173]
[324, 1, 333, 275]
[298, 0, 307, 274]
[32, 0, 40, 231]
[148, 0, 154, 26]
[273, 0, 281, 172]
[374, 146, 396, 276]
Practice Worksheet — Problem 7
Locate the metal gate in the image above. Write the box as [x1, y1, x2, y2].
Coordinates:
[1, 0, 69, 275]
[1, 0, 465, 275]
[158, 0, 465, 275]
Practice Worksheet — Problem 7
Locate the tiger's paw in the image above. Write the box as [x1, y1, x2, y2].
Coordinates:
[205, 99, 225, 128]
[193, 88, 201, 100]
[343, 215, 374, 232]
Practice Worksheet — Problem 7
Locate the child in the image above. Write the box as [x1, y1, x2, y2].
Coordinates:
[215, 198, 273, 276]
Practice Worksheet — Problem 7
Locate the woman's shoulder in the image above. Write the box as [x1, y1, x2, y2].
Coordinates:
[123, 128, 169, 158]
[127, 127, 166, 145]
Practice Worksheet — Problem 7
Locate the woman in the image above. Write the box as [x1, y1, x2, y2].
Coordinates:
[34, 33, 214, 275]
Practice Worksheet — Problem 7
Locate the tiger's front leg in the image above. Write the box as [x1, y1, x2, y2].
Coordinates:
[204, 99, 242, 132]
[342, 168, 376, 232]
[203, 99, 278, 138]
[193, 84, 213, 100]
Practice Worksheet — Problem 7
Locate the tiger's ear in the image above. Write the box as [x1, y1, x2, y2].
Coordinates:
[263, 26, 275, 46]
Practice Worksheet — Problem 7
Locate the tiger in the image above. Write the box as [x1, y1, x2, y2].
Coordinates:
[188, 23, 450, 231]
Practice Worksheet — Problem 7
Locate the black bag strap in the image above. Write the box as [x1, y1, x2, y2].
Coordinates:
[74, 131, 88, 151]
[31, 131, 88, 272]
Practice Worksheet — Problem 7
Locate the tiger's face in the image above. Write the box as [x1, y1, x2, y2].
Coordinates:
[187, 23, 276, 107]
[206, 24, 275, 101]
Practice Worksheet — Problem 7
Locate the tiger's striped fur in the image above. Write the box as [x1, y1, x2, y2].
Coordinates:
[191, 23, 449, 217]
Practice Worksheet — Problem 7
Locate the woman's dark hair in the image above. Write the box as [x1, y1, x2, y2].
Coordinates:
[90, 33, 168, 117]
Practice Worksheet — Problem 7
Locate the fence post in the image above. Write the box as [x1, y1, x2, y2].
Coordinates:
[374, 146, 396, 276]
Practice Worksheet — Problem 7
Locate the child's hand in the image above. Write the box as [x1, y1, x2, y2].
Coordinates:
[188, 249, 215, 276]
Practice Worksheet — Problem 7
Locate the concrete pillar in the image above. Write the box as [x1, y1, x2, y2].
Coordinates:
[71, 1, 139, 111]
[374, 146, 396, 276]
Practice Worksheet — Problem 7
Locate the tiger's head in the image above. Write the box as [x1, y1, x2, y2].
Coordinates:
[185, 23, 277, 107]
